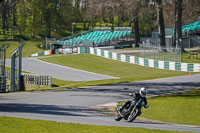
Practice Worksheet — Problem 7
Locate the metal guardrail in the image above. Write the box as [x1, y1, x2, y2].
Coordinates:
[23, 74, 52, 86]
[3, 69, 52, 87]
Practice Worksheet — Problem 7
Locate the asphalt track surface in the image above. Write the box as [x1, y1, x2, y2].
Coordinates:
[5, 58, 118, 81]
[0, 74, 200, 132]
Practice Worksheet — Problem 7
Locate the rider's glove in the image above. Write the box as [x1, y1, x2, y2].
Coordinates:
[144, 104, 149, 108]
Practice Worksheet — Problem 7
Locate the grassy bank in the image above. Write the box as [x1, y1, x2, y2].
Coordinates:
[0, 41, 44, 58]
[40, 54, 189, 86]
[0, 117, 192, 133]
[140, 89, 200, 126]
[182, 53, 200, 63]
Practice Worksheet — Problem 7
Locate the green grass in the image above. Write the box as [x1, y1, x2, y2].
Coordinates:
[40, 54, 189, 85]
[35, 54, 195, 90]
[138, 52, 181, 62]
[0, 41, 45, 58]
[182, 53, 200, 63]
[141, 89, 200, 126]
[0, 117, 192, 133]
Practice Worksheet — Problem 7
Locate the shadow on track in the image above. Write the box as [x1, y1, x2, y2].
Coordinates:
[54, 82, 200, 97]
[0, 103, 96, 117]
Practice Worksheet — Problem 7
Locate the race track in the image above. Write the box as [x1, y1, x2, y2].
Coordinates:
[0, 74, 200, 132]
[5, 58, 118, 81]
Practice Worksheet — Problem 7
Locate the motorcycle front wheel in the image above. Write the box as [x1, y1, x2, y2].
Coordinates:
[127, 108, 139, 122]
[115, 114, 122, 121]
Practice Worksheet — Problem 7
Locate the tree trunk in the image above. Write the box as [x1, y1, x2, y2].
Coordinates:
[87, 22, 91, 30]
[118, 12, 120, 27]
[91, 0, 94, 28]
[76, 0, 80, 9]
[176, 0, 183, 51]
[1, 0, 6, 35]
[5, 0, 9, 31]
[112, 15, 115, 30]
[12, 1, 17, 27]
[45, 9, 51, 38]
[83, 19, 86, 30]
[129, 21, 132, 27]
[133, 14, 140, 47]
[157, 1, 166, 47]
[173, 0, 177, 47]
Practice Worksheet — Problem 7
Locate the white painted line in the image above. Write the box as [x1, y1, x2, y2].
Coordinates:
[96, 102, 118, 107]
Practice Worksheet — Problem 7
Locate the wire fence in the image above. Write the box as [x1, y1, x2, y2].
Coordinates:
[139, 44, 182, 62]
[0, 45, 8, 92]
[140, 31, 181, 62]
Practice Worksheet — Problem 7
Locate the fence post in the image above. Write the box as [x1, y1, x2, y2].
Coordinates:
[10, 49, 18, 92]
[49, 76, 52, 87]
[18, 43, 25, 91]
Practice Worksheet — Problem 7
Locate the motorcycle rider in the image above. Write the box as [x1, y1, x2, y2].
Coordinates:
[116, 87, 148, 116]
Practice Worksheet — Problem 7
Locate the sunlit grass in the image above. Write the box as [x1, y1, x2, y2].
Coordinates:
[0, 41, 44, 58]
[0, 117, 192, 133]
[141, 89, 200, 126]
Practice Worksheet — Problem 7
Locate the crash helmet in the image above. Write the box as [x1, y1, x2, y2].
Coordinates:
[139, 87, 147, 97]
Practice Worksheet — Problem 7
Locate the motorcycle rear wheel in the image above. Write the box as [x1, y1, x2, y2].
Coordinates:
[127, 108, 138, 122]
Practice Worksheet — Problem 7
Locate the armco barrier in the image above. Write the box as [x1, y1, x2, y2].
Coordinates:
[89, 47, 200, 72]
[4, 69, 52, 86]
[31, 50, 52, 57]
[31, 47, 80, 57]
[78, 47, 90, 54]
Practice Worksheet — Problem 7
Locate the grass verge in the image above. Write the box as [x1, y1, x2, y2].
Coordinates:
[182, 53, 200, 63]
[39, 54, 190, 88]
[0, 116, 192, 133]
[139, 89, 200, 126]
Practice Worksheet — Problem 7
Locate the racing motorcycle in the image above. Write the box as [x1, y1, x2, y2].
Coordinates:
[115, 93, 147, 122]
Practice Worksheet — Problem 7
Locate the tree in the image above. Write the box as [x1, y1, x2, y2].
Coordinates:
[16, 0, 28, 35]
[174, 0, 183, 51]
[16, 0, 73, 38]
[1, 0, 7, 35]
[157, 0, 166, 47]
[123, 0, 142, 47]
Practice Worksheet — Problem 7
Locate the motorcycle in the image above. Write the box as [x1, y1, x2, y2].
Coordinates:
[115, 93, 147, 122]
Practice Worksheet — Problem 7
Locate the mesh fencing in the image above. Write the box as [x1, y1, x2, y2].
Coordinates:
[0, 45, 8, 92]
[140, 30, 181, 62]
[139, 44, 182, 62]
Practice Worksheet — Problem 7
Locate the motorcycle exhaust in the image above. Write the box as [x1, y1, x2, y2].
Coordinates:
[115, 106, 123, 117]
[115, 105, 120, 111]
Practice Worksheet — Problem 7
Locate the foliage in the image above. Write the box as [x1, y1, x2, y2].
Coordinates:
[16, 0, 73, 38]
[0, 0, 199, 40]
[181, 53, 200, 63]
